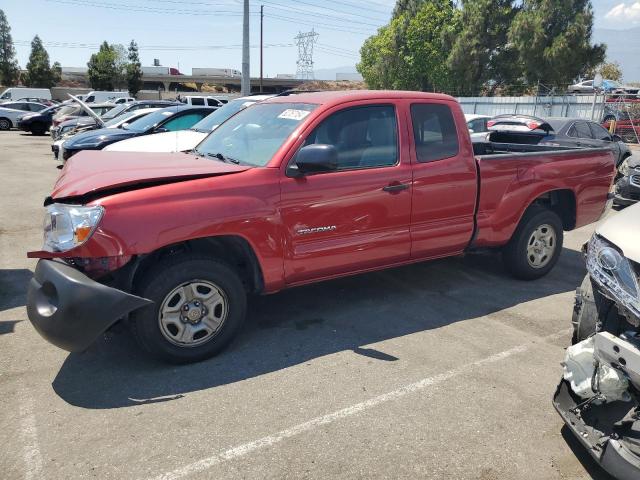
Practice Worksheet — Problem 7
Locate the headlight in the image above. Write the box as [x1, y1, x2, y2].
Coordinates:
[43, 204, 104, 252]
[586, 234, 640, 317]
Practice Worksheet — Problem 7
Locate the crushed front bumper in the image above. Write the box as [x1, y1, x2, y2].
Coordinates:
[27, 259, 152, 352]
[553, 380, 640, 480]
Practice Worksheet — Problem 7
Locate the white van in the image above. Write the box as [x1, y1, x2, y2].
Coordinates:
[84, 91, 131, 104]
[0, 88, 52, 103]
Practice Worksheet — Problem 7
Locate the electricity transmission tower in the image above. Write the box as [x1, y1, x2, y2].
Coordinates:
[294, 29, 319, 80]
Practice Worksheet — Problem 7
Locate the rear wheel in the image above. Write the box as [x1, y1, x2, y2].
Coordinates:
[131, 255, 247, 363]
[0, 118, 11, 130]
[502, 206, 564, 280]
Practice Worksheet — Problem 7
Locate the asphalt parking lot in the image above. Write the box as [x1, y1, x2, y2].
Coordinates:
[0, 130, 616, 480]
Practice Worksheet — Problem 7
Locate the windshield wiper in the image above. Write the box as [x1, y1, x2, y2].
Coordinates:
[204, 152, 241, 164]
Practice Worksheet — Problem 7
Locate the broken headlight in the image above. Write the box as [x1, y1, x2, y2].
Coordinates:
[586, 234, 640, 318]
[43, 204, 104, 252]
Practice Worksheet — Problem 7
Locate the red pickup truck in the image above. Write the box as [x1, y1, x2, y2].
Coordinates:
[27, 91, 616, 363]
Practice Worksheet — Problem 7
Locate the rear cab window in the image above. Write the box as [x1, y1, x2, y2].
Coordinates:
[410, 103, 459, 162]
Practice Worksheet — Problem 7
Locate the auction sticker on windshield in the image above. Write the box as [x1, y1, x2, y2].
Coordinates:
[278, 109, 311, 121]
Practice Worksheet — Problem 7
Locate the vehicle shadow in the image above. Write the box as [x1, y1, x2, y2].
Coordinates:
[52, 248, 586, 409]
[560, 426, 616, 480]
[0, 268, 33, 312]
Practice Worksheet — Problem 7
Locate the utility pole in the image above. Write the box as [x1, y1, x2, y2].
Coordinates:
[260, 5, 264, 93]
[241, 0, 250, 96]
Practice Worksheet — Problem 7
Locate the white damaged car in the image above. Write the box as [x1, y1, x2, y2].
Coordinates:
[555, 203, 640, 480]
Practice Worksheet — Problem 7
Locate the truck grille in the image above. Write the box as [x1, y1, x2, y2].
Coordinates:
[631, 174, 640, 188]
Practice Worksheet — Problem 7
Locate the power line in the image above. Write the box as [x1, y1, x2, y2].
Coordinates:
[266, 13, 374, 35]
[14, 40, 293, 51]
[252, 0, 387, 26]
[43, 0, 256, 16]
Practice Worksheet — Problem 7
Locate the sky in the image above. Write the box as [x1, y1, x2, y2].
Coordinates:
[1, 0, 638, 79]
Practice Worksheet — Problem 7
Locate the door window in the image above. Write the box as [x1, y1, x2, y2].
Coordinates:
[190, 97, 205, 106]
[410, 103, 459, 162]
[589, 122, 612, 141]
[303, 105, 398, 169]
[162, 112, 207, 131]
[574, 122, 593, 139]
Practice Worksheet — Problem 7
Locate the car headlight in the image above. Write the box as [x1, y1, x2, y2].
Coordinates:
[586, 234, 640, 317]
[43, 204, 104, 252]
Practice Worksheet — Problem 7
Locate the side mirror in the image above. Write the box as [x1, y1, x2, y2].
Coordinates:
[287, 144, 338, 177]
[154, 126, 169, 133]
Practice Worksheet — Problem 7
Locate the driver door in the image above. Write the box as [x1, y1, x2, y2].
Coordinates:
[279, 102, 412, 285]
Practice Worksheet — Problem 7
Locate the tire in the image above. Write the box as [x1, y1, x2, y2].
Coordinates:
[130, 255, 247, 364]
[572, 275, 599, 344]
[31, 124, 47, 136]
[0, 118, 11, 130]
[502, 206, 564, 280]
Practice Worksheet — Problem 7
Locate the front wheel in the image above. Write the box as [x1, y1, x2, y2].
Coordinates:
[502, 206, 564, 280]
[131, 256, 247, 363]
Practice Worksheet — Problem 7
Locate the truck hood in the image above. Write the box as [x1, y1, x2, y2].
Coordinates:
[51, 151, 250, 200]
[103, 129, 208, 153]
[597, 203, 640, 264]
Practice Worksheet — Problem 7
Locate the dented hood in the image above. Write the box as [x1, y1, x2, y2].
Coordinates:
[52, 150, 249, 200]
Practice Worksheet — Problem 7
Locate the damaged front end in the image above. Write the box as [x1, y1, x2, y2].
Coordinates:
[554, 229, 640, 479]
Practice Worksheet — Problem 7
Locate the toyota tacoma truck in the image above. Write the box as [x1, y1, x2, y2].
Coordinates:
[555, 203, 640, 480]
[27, 91, 616, 363]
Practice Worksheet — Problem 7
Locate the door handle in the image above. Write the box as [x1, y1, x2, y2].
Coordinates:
[382, 182, 410, 193]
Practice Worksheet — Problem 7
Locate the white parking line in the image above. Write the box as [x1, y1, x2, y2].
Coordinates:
[19, 388, 44, 480]
[148, 328, 571, 480]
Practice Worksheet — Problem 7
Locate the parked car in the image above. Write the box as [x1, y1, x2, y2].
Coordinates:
[0, 101, 48, 130]
[99, 100, 182, 122]
[554, 203, 640, 480]
[465, 114, 491, 142]
[59, 105, 215, 161]
[181, 95, 225, 107]
[110, 97, 135, 105]
[52, 108, 161, 160]
[15, 97, 57, 106]
[26, 91, 616, 363]
[51, 102, 116, 135]
[614, 154, 640, 207]
[104, 95, 274, 153]
[602, 79, 639, 96]
[16, 104, 64, 135]
[84, 91, 131, 103]
[567, 79, 595, 94]
[0, 87, 51, 103]
[487, 115, 632, 167]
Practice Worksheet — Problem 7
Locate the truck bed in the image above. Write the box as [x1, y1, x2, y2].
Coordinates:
[471, 144, 615, 247]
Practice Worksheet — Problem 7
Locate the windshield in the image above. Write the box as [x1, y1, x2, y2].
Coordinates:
[190, 98, 256, 132]
[195, 102, 317, 167]
[101, 103, 128, 120]
[103, 110, 147, 128]
[56, 105, 80, 116]
[124, 108, 177, 132]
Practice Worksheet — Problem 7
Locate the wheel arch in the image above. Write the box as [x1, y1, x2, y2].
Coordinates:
[526, 188, 577, 231]
[132, 235, 265, 295]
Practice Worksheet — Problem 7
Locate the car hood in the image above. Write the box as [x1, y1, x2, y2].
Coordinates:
[596, 203, 640, 264]
[103, 129, 208, 153]
[64, 127, 137, 148]
[51, 151, 250, 200]
[59, 117, 96, 128]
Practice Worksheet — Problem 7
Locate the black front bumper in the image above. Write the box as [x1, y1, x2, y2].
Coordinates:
[553, 379, 640, 480]
[27, 259, 152, 352]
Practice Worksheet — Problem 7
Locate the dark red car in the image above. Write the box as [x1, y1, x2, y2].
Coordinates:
[27, 91, 616, 363]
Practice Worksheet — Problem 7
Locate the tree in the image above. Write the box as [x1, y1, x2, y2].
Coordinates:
[447, 0, 520, 95]
[358, 0, 461, 91]
[23, 36, 60, 88]
[126, 40, 142, 96]
[0, 9, 20, 86]
[87, 41, 119, 90]
[599, 61, 622, 81]
[508, 0, 605, 88]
